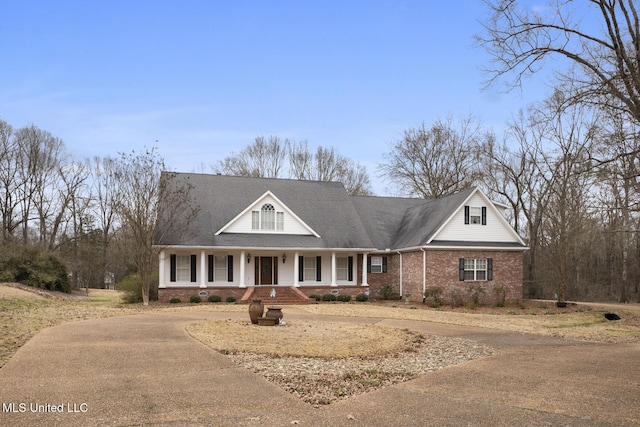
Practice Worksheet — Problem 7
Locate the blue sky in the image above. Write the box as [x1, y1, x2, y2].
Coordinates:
[0, 0, 549, 195]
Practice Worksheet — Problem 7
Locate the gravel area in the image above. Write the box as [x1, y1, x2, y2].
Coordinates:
[189, 320, 498, 406]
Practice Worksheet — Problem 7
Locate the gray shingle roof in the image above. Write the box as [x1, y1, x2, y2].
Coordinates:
[157, 173, 375, 249]
[156, 173, 525, 251]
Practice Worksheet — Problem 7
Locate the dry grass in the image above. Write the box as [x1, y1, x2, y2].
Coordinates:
[298, 301, 640, 344]
[2, 282, 639, 369]
[187, 319, 413, 358]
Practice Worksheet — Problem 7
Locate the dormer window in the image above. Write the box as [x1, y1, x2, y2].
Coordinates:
[252, 204, 285, 231]
[261, 204, 275, 230]
[469, 207, 482, 224]
[464, 206, 487, 225]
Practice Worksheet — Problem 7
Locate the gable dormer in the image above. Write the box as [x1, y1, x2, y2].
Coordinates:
[215, 191, 320, 237]
[428, 189, 525, 245]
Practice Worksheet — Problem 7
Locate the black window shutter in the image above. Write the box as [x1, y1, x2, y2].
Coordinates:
[382, 256, 388, 273]
[298, 256, 304, 282]
[316, 256, 322, 281]
[367, 256, 372, 273]
[227, 255, 234, 282]
[459, 258, 465, 281]
[464, 206, 470, 224]
[348, 256, 354, 281]
[487, 258, 493, 281]
[170, 254, 176, 282]
[482, 207, 487, 225]
[190, 255, 197, 282]
[207, 255, 213, 282]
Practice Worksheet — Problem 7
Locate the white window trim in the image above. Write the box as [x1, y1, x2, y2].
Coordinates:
[213, 255, 227, 282]
[176, 255, 190, 282]
[251, 204, 285, 231]
[469, 207, 482, 225]
[464, 258, 487, 281]
[304, 256, 316, 281]
[336, 256, 349, 281]
[370, 256, 383, 274]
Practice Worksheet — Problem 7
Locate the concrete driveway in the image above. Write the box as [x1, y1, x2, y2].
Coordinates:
[0, 309, 638, 426]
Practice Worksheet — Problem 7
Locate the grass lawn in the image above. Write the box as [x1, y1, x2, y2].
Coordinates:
[1, 282, 639, 369]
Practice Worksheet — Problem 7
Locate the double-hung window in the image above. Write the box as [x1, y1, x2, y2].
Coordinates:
[464, 206, 487, 225]
[304, 256, 317, 281]
[176, 255, 191, 281]
[460, 258, 492, 281]
[214, 255, 227, 282]
[336, 257, 349, 280]
[370, 256, 384, 273]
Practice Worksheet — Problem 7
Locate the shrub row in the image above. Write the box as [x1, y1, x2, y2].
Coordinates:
[308, 293, 368, 302]
[169, 295, 236, 304]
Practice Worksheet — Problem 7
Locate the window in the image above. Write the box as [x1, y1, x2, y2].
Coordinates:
[461, 258, 489, 281]
[370, 256, 383, 273]
[276, 212, 284, 230]
[464, 206, 487, 225]
[304, 256, 316, 281]
[469, 207, 482, 224]
[336, 257, 349, 280]
[261, 204, 275, 230]
[251, 204, 285, 230]
[214, 255, 227, 282]
[176, 255, 190, 281]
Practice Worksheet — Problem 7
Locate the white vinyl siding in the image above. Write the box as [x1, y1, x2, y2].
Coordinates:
[222, 194, 316, 235]
[435, 193, 519, 243]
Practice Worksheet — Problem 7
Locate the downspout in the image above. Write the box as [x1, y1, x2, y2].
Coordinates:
[420, 248, 426, 304]
[397, 251, 403, 299]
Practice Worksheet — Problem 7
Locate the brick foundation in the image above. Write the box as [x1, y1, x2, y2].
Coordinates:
[158, 287, 246, 303]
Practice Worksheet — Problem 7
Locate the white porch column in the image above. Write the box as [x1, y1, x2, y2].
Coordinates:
[239, 251, 246, 288]
[331, 252, 337, 286]
[158, 250, 166, 288]
[200, 251, 207, 288]
[294, 251, 300, 287]
[362, 252, 368, 286]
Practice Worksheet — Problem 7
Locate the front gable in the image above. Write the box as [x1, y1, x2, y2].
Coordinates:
[215, 190, 320, 237]
[427, 189, 526, 246]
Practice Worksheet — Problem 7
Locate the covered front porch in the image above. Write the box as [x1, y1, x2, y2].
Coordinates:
[158, 248, 374, 289]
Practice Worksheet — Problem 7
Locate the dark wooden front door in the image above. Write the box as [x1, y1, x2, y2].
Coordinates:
[256, 256, 278, 285]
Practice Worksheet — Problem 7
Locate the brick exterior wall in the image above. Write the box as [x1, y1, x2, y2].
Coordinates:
[369, 250, 524, 304]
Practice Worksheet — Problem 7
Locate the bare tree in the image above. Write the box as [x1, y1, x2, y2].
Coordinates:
[111, 148, 198, 305]
[478, 0, 640, 125]
[0, 119, 20, 242]
[215, 135, 289, 178]
[216, 136, 373, 195]
[380, 117, 483, 198]
[289, 141, 372, 195]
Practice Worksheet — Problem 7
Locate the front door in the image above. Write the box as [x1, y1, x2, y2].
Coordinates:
[256, 256, 278, 285]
